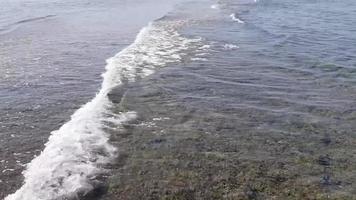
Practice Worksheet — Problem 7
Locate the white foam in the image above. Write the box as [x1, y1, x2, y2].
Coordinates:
[2, 169, 15, 173]
[6, 20, 207, 200]
[210, 4, 219, 9]
[230, 13, 245, 23]
[191, 57, 208, 61]
[224, 44, 239, 50]
[152, 117, 169, 121]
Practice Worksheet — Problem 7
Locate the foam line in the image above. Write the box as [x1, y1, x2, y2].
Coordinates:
[6, 19, 207, 200]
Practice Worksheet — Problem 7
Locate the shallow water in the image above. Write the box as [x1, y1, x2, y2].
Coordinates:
[0, 0, 185, 198]
[103, 0, 356, 198]
[1, 0, 356, 199]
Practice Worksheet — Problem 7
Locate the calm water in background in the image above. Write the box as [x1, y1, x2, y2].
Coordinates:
[1, 0, 356, 199]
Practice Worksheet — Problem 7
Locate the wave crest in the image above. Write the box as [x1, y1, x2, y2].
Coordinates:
[6, 19, 208, 200]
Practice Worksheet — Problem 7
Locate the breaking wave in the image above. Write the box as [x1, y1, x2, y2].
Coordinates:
[5, 18, 208, 200]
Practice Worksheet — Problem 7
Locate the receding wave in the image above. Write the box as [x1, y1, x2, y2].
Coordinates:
[5, 17, 208, 200]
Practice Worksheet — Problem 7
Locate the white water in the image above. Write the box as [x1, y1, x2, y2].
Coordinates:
[230, 13, 245, 23]
[5, 20, 207, 200]
[210, 4, 219, 9]
[224, 44, 239, 50]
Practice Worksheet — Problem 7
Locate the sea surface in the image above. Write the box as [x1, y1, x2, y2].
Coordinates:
[1, 0, 356, 199]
